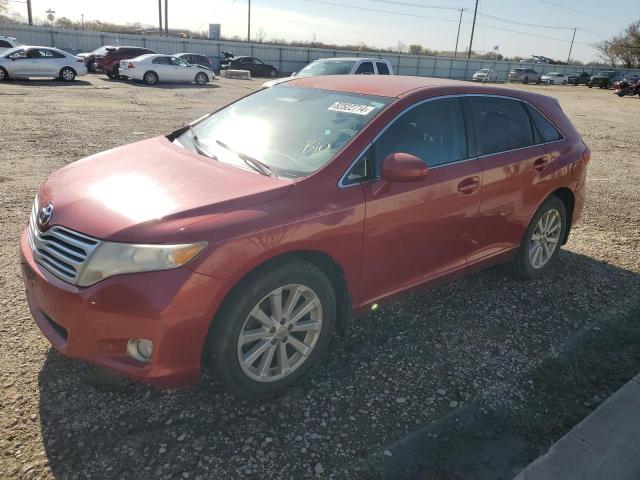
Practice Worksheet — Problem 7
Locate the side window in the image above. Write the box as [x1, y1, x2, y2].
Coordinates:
[152, 57, 170, 64]
[355, 62, 374, 75]
[376, 62, 390, 75]
[8, 49, 26, 59]
[525, 104, 563, 143]
[468, 97, 534, 156]
[373, 98, 467, 171]
[0, 40, 11, 48]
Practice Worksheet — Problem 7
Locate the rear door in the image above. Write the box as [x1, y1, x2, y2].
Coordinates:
[464, 95, 549, 263]
[358, 97, 483, 304]
[152, 56, 174, 81]
[37, 48, 65, 76]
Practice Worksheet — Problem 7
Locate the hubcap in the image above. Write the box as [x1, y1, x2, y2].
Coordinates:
[62, 69, 74, 80]
[196, 74, 206, 84]
[529, 209, 562, 269]
[237, 284, 322, 382]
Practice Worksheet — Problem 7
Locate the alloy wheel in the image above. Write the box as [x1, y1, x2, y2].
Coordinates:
[529, 209, 562, 269]
[237, 284, 323, 383]
[195, 73, 207, 85]
[61, 68, 75, 81]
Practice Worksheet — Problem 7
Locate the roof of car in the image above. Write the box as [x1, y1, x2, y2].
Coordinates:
[286, 75, 478, 97]
[313, 57, 389, 62]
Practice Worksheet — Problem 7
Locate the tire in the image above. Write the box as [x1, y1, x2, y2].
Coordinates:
[0, 67, 7, 81]
[588, 83, 593, 88]
[269, 68, 277, 78]
[562, 80, 567, 85]
[203, 260, 337, 399]
[143, 71, 158, 85]
[194, 72, 208, 85]
[536, 77, 542, 84]
[59, 67, 76, 82]
[523, 76, 529, 84]
[618, 91, 625, 97]
[513, 196, 567, 279]
[111, 66, 120, 80]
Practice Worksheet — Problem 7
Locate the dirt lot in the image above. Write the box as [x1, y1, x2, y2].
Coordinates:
[1, 76, 639, 480]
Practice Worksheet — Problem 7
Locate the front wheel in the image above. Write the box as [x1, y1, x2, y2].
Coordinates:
[194, 72, 208, 85]
[204, 260, 336, 399]
[0, 67, 7, 81]
[60, 67, 76, 82]
[523, 76, 529, 84]
[513, 196, 567, 279]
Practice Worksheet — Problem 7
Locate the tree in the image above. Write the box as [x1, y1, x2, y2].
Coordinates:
[255, 27, 266, 43]
[0, 0, 9, 16]
[594, 40, 617, 68]
[408, 44, 423, 55]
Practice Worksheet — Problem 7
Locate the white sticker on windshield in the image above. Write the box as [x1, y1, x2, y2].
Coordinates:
[328, 102, 376, 116]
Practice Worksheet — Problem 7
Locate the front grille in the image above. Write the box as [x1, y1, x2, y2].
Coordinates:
[28, 199, 102, 285]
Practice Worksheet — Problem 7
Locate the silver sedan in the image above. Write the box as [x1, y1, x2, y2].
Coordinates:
[0, 46, 87, 81]
[118, 54, 214, 86]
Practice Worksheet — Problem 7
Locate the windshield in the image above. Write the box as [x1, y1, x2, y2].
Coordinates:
[297, 60, 356, 77]
[178, 86, 392, 179]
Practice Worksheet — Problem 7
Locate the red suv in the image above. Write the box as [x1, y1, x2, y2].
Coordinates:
[20, 76, 589, 399]
[96, 46, 156, 78]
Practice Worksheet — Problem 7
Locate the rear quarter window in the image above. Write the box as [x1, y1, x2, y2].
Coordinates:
[376, 62, 390, 75]
[525, 104, 563, 143]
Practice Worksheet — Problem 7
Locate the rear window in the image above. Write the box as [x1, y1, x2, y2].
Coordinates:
[525, 104, 563, 143]
[376, 62, 390, 75]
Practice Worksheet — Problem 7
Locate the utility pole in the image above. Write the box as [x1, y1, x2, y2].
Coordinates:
[247, 0, 251, 42]
[164, 0, 169, 36]
[158, 0, 163, 35]
[567, 27, 577, 64]
[81, 14, 85, 31]
[467, 0, 478, 59]
[26, 0, 33, 25]
[454, 8, 464, 58]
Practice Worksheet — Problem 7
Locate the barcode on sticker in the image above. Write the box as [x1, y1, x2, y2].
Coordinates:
[328, 102, 375, 116]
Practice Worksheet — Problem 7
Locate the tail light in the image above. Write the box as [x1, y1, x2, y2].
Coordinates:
[127, 62, 135, 69]
[572, 144, 590, 181]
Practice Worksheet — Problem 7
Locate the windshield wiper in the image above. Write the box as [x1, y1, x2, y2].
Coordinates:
[189, 126, 218, 160]
[215, 140, 276, 178]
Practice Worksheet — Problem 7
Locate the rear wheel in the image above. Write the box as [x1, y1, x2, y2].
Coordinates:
[269, 68, 277, 78]
[523, 76, 529, 84]
[59, 67, 76, 82]
[203, 260, 336, 399]
[194, 72, 208, 85]
[513, 196, 567, 279]
[0, 67, 7, 81]
[143, 71, 158, 85]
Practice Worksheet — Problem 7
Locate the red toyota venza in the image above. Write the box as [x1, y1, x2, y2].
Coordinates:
[20, 76, 589, 398]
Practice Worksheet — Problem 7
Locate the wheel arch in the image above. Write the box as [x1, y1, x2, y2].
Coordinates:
[212, 249, 352, 338]
[548, 187, 575, 245]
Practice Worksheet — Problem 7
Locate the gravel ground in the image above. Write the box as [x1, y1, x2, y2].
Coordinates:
[0, 76, 638, 480]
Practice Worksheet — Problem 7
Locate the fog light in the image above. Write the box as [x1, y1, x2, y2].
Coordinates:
[127, 339, 153, 362]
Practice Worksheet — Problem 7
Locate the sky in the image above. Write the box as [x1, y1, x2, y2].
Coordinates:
[9, 0, 637, 63]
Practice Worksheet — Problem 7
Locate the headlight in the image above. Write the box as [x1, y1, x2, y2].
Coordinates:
[77, 241, 207, 286]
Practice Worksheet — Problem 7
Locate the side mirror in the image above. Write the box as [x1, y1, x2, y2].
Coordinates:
[380, 153, 428, 182]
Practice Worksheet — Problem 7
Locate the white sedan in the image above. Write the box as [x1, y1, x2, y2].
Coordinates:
[0, 46, 87, 81]
[472, 68, 498, 82]
[541, 72, 568, 85]
[119, 54, 215, 85]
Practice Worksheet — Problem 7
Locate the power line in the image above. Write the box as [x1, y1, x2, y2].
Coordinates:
[534, 0, 620, 24]
[476, 11, 574, 30]
[367, 0, 461, 10]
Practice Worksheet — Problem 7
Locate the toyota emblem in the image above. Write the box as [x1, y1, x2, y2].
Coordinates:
[38, 203, 54, 227]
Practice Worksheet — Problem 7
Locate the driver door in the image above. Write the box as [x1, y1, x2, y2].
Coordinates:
[169, 57, 192, 82]
[8, 48, 38, 76]
[357, 97, 483, 305]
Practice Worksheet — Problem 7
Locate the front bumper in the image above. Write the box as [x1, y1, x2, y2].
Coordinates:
[20, 227, 228, 389]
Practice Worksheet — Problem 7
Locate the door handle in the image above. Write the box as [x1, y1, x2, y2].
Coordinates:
[457, 176, 481, 194]
[533, 157, 549, 172]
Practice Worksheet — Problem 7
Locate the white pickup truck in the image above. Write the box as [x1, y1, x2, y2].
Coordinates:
[261, 57, 394, 88]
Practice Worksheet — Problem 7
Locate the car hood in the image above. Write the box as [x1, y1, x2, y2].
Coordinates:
[37, 136, 293, 243]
